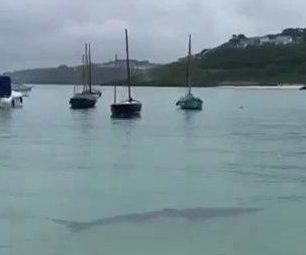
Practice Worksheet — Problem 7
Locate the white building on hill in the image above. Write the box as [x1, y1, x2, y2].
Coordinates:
[236, 35, 293, 48]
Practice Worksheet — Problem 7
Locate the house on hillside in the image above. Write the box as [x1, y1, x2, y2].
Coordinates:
[274, 35, 293, 45]
[233, 35, 294, 48]
[99, 60, 157, 70]
[238, 37, 261, 48]
[259, 35, 293, 46]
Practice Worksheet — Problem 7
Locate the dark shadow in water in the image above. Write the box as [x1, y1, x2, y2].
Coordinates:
[70, 108, 96, 118]
[111, 116, 141, 125]
[181, 110, 201, 123]
[0, 245, 11, 249]
[111, 116, 141, 139]
[70, 108, 96, 136]
[179, 110, 204, 146]
[49, 207, 262, 233]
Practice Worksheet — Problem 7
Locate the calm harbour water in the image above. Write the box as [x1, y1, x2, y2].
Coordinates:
[1, 85, 306, 255]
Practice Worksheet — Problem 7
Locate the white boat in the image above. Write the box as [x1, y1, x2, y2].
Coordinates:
[176, 34, 203, 111]
[176, 93, 203, 110]
[12, 83, 32, 97]
[0, 76, 23, 109]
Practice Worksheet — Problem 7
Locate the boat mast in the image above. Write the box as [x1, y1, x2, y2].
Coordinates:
[114, 54, 118, 104]
[125, 29, 132, 101]
[88, 43, 92, 93]
[186, 34, 192, 94]
[82, 54, 86, 89]
[84, 43, 88, 91]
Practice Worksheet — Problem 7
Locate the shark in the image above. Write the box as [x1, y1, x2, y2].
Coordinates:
[50, 207, 262, 232]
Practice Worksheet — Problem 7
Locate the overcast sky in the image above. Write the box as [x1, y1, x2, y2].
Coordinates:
[1, 0, 306, 71]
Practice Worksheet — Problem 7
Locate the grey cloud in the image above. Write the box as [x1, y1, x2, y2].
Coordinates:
[0, 0, 305, 71]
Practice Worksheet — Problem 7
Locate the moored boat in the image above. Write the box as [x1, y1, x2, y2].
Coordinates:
[176, 34, 203, 111]
[111, 99, 142, 118]
[299, 85, 306, 90]
[70, 43, 98, 109]
[176, 93, 203, 110]
[69, 93, 96, 109]
[12, 83, 32, 97]
[111, 29, 142, 118]
[0, 76, 23, 109]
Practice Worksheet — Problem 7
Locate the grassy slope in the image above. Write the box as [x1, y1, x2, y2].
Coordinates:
[5, 39, 306, 86]
[139, 43, 306, 86]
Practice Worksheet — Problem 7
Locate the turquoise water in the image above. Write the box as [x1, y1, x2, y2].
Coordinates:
[1, 85, 306, 254]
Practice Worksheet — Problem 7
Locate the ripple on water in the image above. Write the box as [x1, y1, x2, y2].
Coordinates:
[0, 134, 15, 139]
[252, 163, 306, 171]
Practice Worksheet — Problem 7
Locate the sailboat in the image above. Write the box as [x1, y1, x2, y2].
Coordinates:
[176, 35, 203, 110]
[111, 29, 142, 118]
[81, 44, 102, 99]
[69, 43, 100, 109]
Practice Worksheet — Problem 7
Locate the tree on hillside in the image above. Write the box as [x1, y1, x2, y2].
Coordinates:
[229, 34, 247, 45]
[281, 28, 305, 38]
[229, 34, 239, 46]
[302, 30, 306, 43]
[237, 34, 247, 40]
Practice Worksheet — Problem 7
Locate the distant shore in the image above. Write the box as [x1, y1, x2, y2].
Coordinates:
[24, 82, 306, 89]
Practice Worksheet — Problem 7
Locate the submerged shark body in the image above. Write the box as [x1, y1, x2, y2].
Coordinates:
[50, 207, 262, 233]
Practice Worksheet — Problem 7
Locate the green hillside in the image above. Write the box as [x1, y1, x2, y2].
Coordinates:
[4, 60, 152, 85]
[137, 28, 306, 86]
[5, 28, 306, 86]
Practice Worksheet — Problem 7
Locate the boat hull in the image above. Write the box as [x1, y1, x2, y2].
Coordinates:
[12, 84, 32, 97]
[299, 85, 306, 90]
[69, 94, 96, 109]
[0, 91, 23, 109]
[111, 100, 142, 118]
[176, 94, 203, 110]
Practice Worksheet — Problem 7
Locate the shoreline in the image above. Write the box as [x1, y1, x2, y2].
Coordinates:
[25, 83, 305, 89]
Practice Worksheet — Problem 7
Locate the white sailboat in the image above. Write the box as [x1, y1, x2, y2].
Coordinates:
[176, 34, 203, 110]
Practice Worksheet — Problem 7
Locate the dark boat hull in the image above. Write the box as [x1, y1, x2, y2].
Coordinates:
[111, 100, 142, 118]
[299, 85, 306, 90]
[69, 94, 96, 109]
